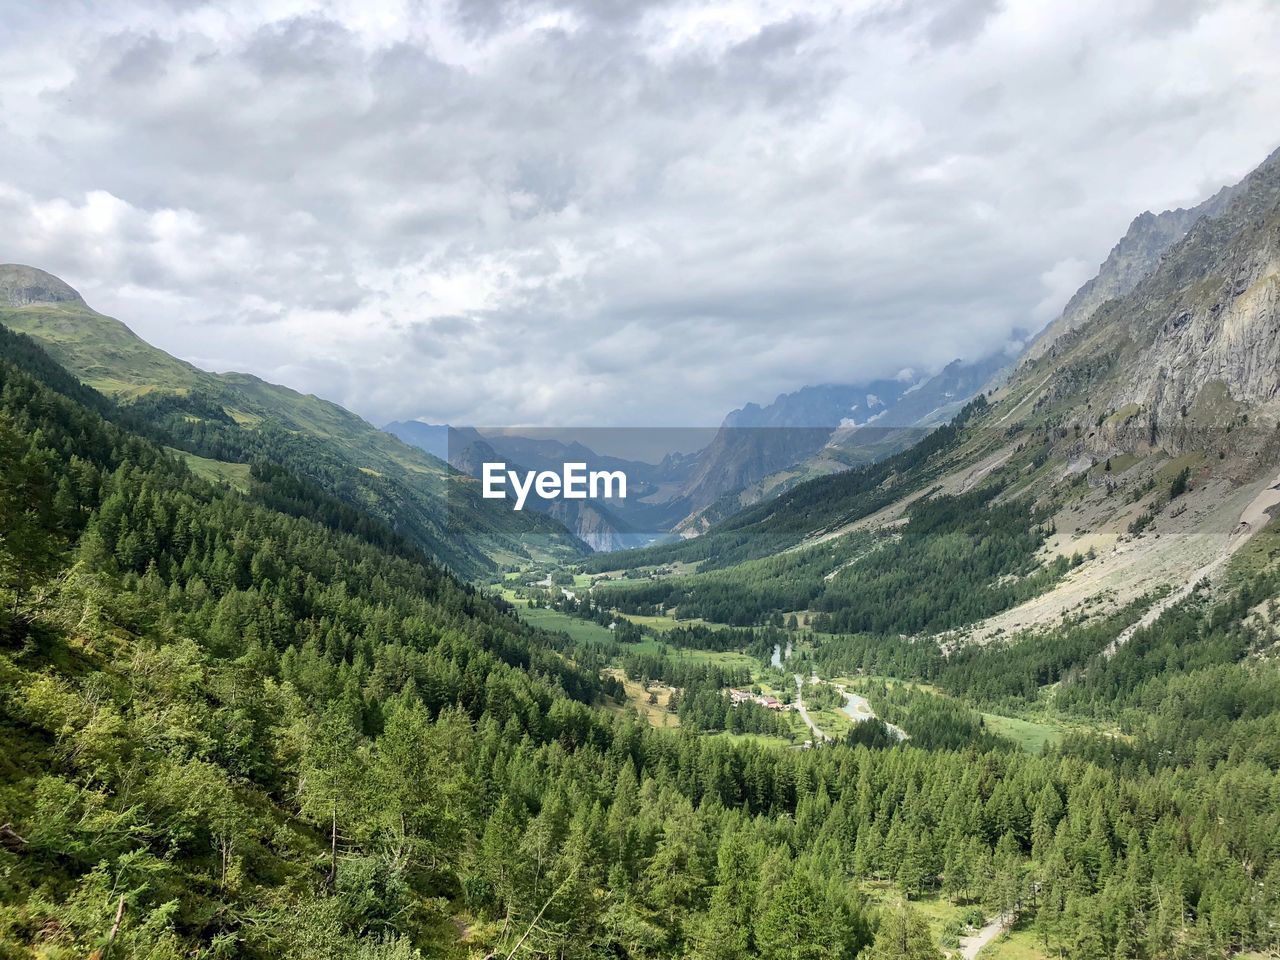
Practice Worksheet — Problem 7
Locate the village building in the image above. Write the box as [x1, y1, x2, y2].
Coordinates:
[727, 689, 790, 711]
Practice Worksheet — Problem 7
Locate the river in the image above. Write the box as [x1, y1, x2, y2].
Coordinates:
[839, 688, 908, 741]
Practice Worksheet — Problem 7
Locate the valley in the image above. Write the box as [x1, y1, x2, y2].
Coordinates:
[3, 142, 1280, 960]
[4, 4, 1280, 959]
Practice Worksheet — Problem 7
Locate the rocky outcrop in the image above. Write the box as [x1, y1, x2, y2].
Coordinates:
[1010, 146, 1280, 459]
[1024, 180, 1240, 362]
[1107, 149, 1280, 447]
[0, 264, 85, 307]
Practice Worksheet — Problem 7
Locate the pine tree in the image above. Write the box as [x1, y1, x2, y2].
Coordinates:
[864, 905, 942, 960]
[692, 831, 758, 960]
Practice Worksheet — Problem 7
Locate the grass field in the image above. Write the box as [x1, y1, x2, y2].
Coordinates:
[513, 604, 618, 645]
[980, 713, 1064, 754]
[708, 731, 795, 749]
[622, 636, 760, 671]
[806, 705, 853, 739]
[855, 885, 1050, 959]
[508, 595, 764, 695]
[170, 448, 253, 491]
[857, 884, 970, 953]
[977, 920, 1048, 959]
[618, 611, 733, 633]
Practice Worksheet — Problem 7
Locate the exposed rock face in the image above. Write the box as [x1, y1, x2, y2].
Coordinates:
[1105, 148, 1280, 446]
[1024, 181, 1240, 362]
[678, 424, 834, 510]
[0, 264, 85, 307]
[1011, 146, 1280, 458]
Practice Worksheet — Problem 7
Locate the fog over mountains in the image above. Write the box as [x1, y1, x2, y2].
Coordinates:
[3, 2, 1279, 427]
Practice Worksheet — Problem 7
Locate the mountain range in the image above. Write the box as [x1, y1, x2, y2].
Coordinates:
[583, 143, 1280, 645]
[387, 347, 1020, 547]
[5, 140, 1274, 575]
[3, 143, 1280, 960]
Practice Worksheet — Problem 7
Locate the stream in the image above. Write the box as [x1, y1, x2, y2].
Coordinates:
[839, 688, 908, 741]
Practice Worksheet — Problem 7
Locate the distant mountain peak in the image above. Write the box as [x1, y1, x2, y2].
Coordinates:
[0, 264, 86, 307]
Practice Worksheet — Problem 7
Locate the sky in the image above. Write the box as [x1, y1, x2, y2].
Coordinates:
[1, 0, 1278, 428]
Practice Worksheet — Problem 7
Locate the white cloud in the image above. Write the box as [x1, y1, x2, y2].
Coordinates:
[1, 0, 1278, 426]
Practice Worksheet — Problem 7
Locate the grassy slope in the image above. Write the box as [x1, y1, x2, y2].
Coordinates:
[0, 299, 583, 574]
[0, 301, 455, 472]
[167, 447, 253, 491]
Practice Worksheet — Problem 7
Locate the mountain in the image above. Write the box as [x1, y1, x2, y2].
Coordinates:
[5, 172, 1280, 960]
[1010, 144, 1280, 454]
[670, 349, 1016, 535]
[0, 319, 644, 957]
[679, 376, 920, 513]
[387, 346, 1016, 549]
[0, 265, 584, 575]
[722, 376, 916, 430]
[586, 143, 1280, 643]
[1023, 179, 1242, 363]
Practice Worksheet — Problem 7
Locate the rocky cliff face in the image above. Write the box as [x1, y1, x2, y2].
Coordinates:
[1024, 182, 1240, 363]
[1010, 146, 1280, 458]
[1115, 150, 1280, 447]
[0, 264, 85, 307]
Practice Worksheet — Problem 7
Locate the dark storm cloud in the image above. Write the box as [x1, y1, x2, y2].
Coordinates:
[0, 0, 1277, 427]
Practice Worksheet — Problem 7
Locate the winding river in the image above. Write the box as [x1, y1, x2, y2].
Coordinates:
[839, 688, 908, 741]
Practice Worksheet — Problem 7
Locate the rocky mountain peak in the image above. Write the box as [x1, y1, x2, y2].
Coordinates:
[1013, 143, 1280, 460]
[1024, 171, 1248, 363]
[0, 264, 86, 307]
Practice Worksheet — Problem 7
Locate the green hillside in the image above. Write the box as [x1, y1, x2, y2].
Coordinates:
[3, 289, 1280, 960]
[0, 265, 583, 577]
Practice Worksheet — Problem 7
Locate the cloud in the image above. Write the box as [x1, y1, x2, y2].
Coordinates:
[1, 0, 1278, 426]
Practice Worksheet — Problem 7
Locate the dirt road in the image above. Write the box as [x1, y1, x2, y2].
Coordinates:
[959, 915, 1010, 959]
[793, 675, 829, 742]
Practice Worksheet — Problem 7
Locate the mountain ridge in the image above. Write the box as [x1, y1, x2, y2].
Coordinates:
[0, 265, 586, 575]
[584, 142, 1280, 643]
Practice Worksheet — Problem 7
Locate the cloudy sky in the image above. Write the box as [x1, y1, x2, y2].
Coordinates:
[2, 0, 1278, 427]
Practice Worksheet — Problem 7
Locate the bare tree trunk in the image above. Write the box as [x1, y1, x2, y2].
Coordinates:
[109, 895, 126, 936]
[328, 800, 338, 885]
[220, 834, 232, 888]
[102, 895, 125, 956]
[504, 871, 574, 960]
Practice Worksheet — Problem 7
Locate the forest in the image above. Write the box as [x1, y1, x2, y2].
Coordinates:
[2, 324, 1280, 960]
[592, 487, 1079, 632]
